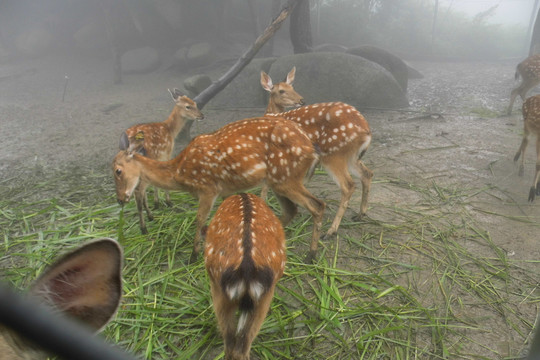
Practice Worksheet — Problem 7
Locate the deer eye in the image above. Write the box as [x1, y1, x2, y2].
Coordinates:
[115, 168, 122, 176]
[279, 90, 285, 94]
[186, 105, 192, 110]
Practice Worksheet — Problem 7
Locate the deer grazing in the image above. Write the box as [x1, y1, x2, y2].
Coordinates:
[260, 67, 373, 238]
[508, 54, 540, 115]
[113, 116, 325, 263]
[204, 193, 285, 360]
[513, 95, 540, 201]
[119, 89, 204, 234]
[0, 238, 123, 360]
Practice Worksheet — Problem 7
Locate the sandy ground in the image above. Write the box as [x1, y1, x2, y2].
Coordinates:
[1, 51, 539, 358]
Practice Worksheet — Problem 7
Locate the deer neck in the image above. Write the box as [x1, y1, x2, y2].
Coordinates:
[163, 109, 187, 139]
[134, 154, 184, 191]
[266, 97, 285, 114]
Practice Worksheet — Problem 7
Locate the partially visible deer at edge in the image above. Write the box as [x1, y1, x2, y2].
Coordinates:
[119, 89, 204, 234]
[507, 54, 540, 115]
[260, 67, 373, 239]
[204, 193, 285, 360]
[513, 95, 540, 202]
[113, 116, 325, 263]
[0, 238, 122, 360]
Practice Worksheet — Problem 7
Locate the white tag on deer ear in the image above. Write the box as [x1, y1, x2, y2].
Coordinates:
[29, 238, 123, 332]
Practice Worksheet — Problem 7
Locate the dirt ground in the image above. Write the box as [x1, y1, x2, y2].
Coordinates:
[1, 51, 539, 358]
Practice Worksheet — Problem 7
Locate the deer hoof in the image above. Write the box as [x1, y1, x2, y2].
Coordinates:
[304, 250, 317, 264]
[141, 227, 148, 235]
[528, 187, 536, 202]
[188, 250, 199, 265]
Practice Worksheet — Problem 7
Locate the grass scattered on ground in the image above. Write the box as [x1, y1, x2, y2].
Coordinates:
[0, 169, 538, 360]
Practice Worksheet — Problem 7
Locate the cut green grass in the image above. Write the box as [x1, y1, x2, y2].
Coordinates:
[0, 170, 538, 359]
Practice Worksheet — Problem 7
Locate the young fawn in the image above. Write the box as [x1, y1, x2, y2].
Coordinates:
[204, 193, 285, 360]
[508, 54, 540, 115]
[514, 95, 540, 201]
[0, 238, 122, 360]
[113, 116, 325, 263]
[261, 67, 373, 238]
[119, 89, 204, 234]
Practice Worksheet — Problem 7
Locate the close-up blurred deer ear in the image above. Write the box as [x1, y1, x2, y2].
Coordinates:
[169, 88, 183, 101]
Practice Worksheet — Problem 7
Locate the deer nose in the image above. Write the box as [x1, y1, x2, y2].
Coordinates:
[299, 99, 305, 106]
[117, 198, 124, 206]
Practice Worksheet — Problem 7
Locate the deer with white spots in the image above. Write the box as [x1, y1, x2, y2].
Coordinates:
[112, 116, 325, 263]
[119, 89, 204, 234]
[508, 54, 540, 115]
[513, 94, 540, 201]
[204, 193, 285, 360]
[261, 67, 373, 238]
[0, 238, 123, 360]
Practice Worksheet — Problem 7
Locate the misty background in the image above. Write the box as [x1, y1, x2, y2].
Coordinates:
[0, 0, 535, 66]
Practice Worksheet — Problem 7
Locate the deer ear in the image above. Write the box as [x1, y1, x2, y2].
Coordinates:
[29, 238, 123, 332]
[260, 71, 273, 92]
[169, 88, 183, 101]
[286, 67, 296, 85]
[119, 132, 129, 151]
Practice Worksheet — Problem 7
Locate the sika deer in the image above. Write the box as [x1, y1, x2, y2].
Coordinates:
[204, 193, 285, 360]
[508, 54, 540, 115]
[112, 116, 325, 263]
[119, 89, 204, 234]
[261, 67, 373, 238]
[514, 95, 540, 201]
[0, 238, 122, 360]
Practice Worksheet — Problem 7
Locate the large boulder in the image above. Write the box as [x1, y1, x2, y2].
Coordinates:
[208, 52, 408, 110]
[268, 52, 408, 109]
[347, 45, 409, 93]
[207, 58, 277, 109]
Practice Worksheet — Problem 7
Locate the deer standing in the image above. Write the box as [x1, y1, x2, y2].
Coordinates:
[508, 54, 540, 115]
[113, 116, 325, 263]
[513, 95, 540, 201]
[119, 89, 204, 234]
[0, 238, 122, 360]
[204, 193, 285, 360]
[260, 67, 373, 238]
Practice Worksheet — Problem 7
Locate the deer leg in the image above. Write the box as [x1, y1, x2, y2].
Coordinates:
[209, 283, 238, 358]
[134, 182, 153, 234]
[153, 186, 161, 210]
[353, 160, 373, 218]
[508, 88, 519, 115]
[190, 193, 218, 263]
[529, 138, 540, 202]
[320, 155, 355, 238]
[273, 193, 298, 226]
[232, 289, 275, 360]
[274, 184, 325, 263]
[259, 182, 270, 201]
[514, 129, 529, 177]
[164, 190, 173, 207]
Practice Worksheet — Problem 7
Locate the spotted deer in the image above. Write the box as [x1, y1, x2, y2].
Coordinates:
[508, 54, 540, 115]
[119, 89, 204, 234]
[113, 116, 325, 263]
[260, 67, 373, 238]
[513, 95, 540, 201]
[204, 193, 285, 360]
[0, 238, 122, 360]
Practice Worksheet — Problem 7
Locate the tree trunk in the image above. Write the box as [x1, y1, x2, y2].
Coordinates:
[529, 0, 540, 55]
[290, 0, 312, 54]
[177, 0, 301, 143]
